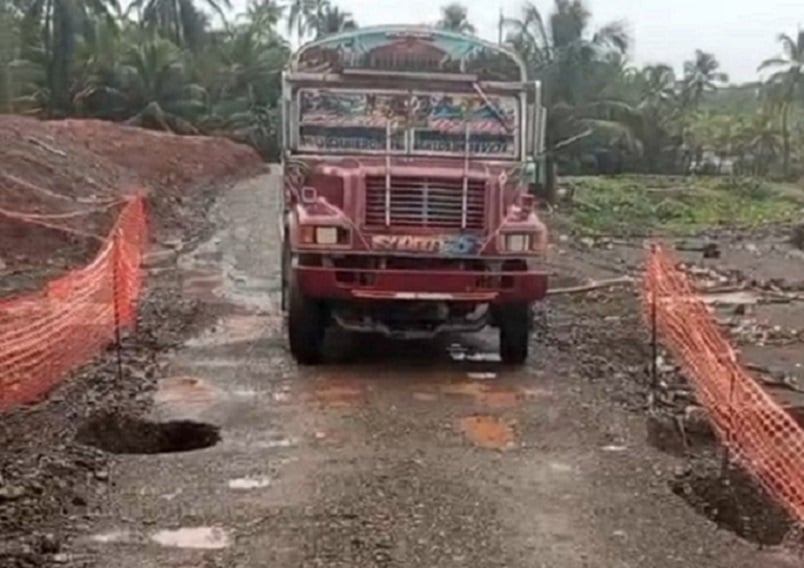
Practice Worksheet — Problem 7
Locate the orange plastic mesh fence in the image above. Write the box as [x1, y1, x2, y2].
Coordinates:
[644, 244, 804, 523]
[0, 197, 147, 410]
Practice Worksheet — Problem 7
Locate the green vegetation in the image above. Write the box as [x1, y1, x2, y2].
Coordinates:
[499, 1, 804, 187]
[567, 176, 803, 235]
[0, 0, 803, 186]
[0, 0, 296, 158]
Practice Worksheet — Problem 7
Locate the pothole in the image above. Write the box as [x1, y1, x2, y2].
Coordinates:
[671, 464, 793, 545]
[76, 413, 220, 455]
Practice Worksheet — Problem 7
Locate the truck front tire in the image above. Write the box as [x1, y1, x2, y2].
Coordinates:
[498, 304, 530, 365]
[287, 275, 325, 365]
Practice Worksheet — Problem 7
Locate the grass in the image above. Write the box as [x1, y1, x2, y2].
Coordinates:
[565, 175, 803, 236]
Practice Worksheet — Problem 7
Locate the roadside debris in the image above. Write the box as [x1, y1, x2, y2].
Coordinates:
[547, 276, 634, 296]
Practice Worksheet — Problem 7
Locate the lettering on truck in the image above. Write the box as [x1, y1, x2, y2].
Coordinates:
[371, 234, 480, 255]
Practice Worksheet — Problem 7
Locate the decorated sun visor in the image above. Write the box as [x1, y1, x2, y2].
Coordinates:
[297, 89, 519, 157]
[290, 27, 526, 83]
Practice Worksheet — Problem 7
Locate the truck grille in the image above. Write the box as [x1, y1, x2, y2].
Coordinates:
[365, 176, 486, 229]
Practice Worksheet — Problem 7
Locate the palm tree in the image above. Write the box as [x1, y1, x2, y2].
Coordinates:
[198, 8, 288, 155]
[286, 0, 326, 40]
[637, 64, 676, 106]
[436, 3, 474, 34]
[759, 31, 804, 177]
[504, 0, 634, 196]
[71, 14, 130, 118]
[746, 113, 781, 175]
[244, 0, 284, 33]
[79, 35, 207, 132]
[0, 2, 19, 112]
[681, 50, 727, 110]
[19, 0, 120, 115]
[620, 64, 682, 172]
[310, 4, 355, 38]
[129, 0, 230, 49]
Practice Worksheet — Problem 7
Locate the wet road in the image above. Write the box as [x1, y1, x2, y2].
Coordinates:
[73, 174, 799, 567]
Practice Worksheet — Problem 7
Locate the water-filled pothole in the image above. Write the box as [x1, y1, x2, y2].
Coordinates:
[77, 413, 220, 455]
[671, 464, 793, 545]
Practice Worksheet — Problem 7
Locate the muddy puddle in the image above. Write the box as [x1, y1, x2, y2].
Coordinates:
[154, 376, 220, 410]
[185, 313, 279, 348]
[417, 378, 551, 409]
[438, 381, 524, 408]
[291, 358, 551, 414]
[311, 375, 367, 407]
[459, 415, 517, 450]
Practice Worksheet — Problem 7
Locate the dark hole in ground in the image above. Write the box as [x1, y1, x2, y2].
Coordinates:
[76, 413, 220, 455]
[671, 463, 793, 546]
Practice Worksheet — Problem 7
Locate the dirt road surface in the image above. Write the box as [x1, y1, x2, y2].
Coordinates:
[65, 173, 801, 568]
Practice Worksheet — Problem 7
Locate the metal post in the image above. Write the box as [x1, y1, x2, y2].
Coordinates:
[462, 122, 470, 229]
[385, 120, 391, 227]
[651, 289, 658, 390]
[112, 230, 124, 383]
[721, 365, 739, 478]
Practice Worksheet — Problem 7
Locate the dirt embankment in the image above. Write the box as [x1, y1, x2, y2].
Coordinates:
[0, 116, 266, 296]
[0, 116, 265, 566]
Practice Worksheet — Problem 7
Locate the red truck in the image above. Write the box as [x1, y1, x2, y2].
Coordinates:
[280, 26, 548, 365]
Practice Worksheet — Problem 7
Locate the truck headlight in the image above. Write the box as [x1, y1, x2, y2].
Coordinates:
[315, 226, 338, 245]
[504, 234, 529, 252]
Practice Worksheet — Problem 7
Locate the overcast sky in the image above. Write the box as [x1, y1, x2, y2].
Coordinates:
[229, 0, 804, 84]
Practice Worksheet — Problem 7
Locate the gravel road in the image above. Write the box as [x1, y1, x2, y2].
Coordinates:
[62, 173, 803, 568]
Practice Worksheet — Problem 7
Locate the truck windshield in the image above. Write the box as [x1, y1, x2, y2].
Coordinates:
[296, 88, 519, 158]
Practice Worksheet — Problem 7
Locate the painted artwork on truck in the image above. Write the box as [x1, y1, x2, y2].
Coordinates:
[291, 26, 525, 83]
[297, 89, 518, 157]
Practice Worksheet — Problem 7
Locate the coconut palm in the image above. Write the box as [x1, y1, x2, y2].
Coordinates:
[613, 64, 682, 172]
[285, 0, 325, 39]
[310, 4, 355, 38]
[196, 11, 288, 154]
[0, 2, 20, 112]
[681, 50, 728, 110]
[243, 0, 284, 33]
[19, 0, 120, 115]
[504, 0, 635, 197]
[128, 0, 230, 49]
[436, 3, 474, 34]
[759, 31, 804, 177]
[95, 35, 207, 132]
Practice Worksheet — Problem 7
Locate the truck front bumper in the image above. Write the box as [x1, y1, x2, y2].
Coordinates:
[295, 265, 548, 303]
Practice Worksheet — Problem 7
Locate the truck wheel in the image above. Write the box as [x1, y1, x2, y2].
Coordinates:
[287, 275, 325, 365]
[498, 304, 530, 365]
